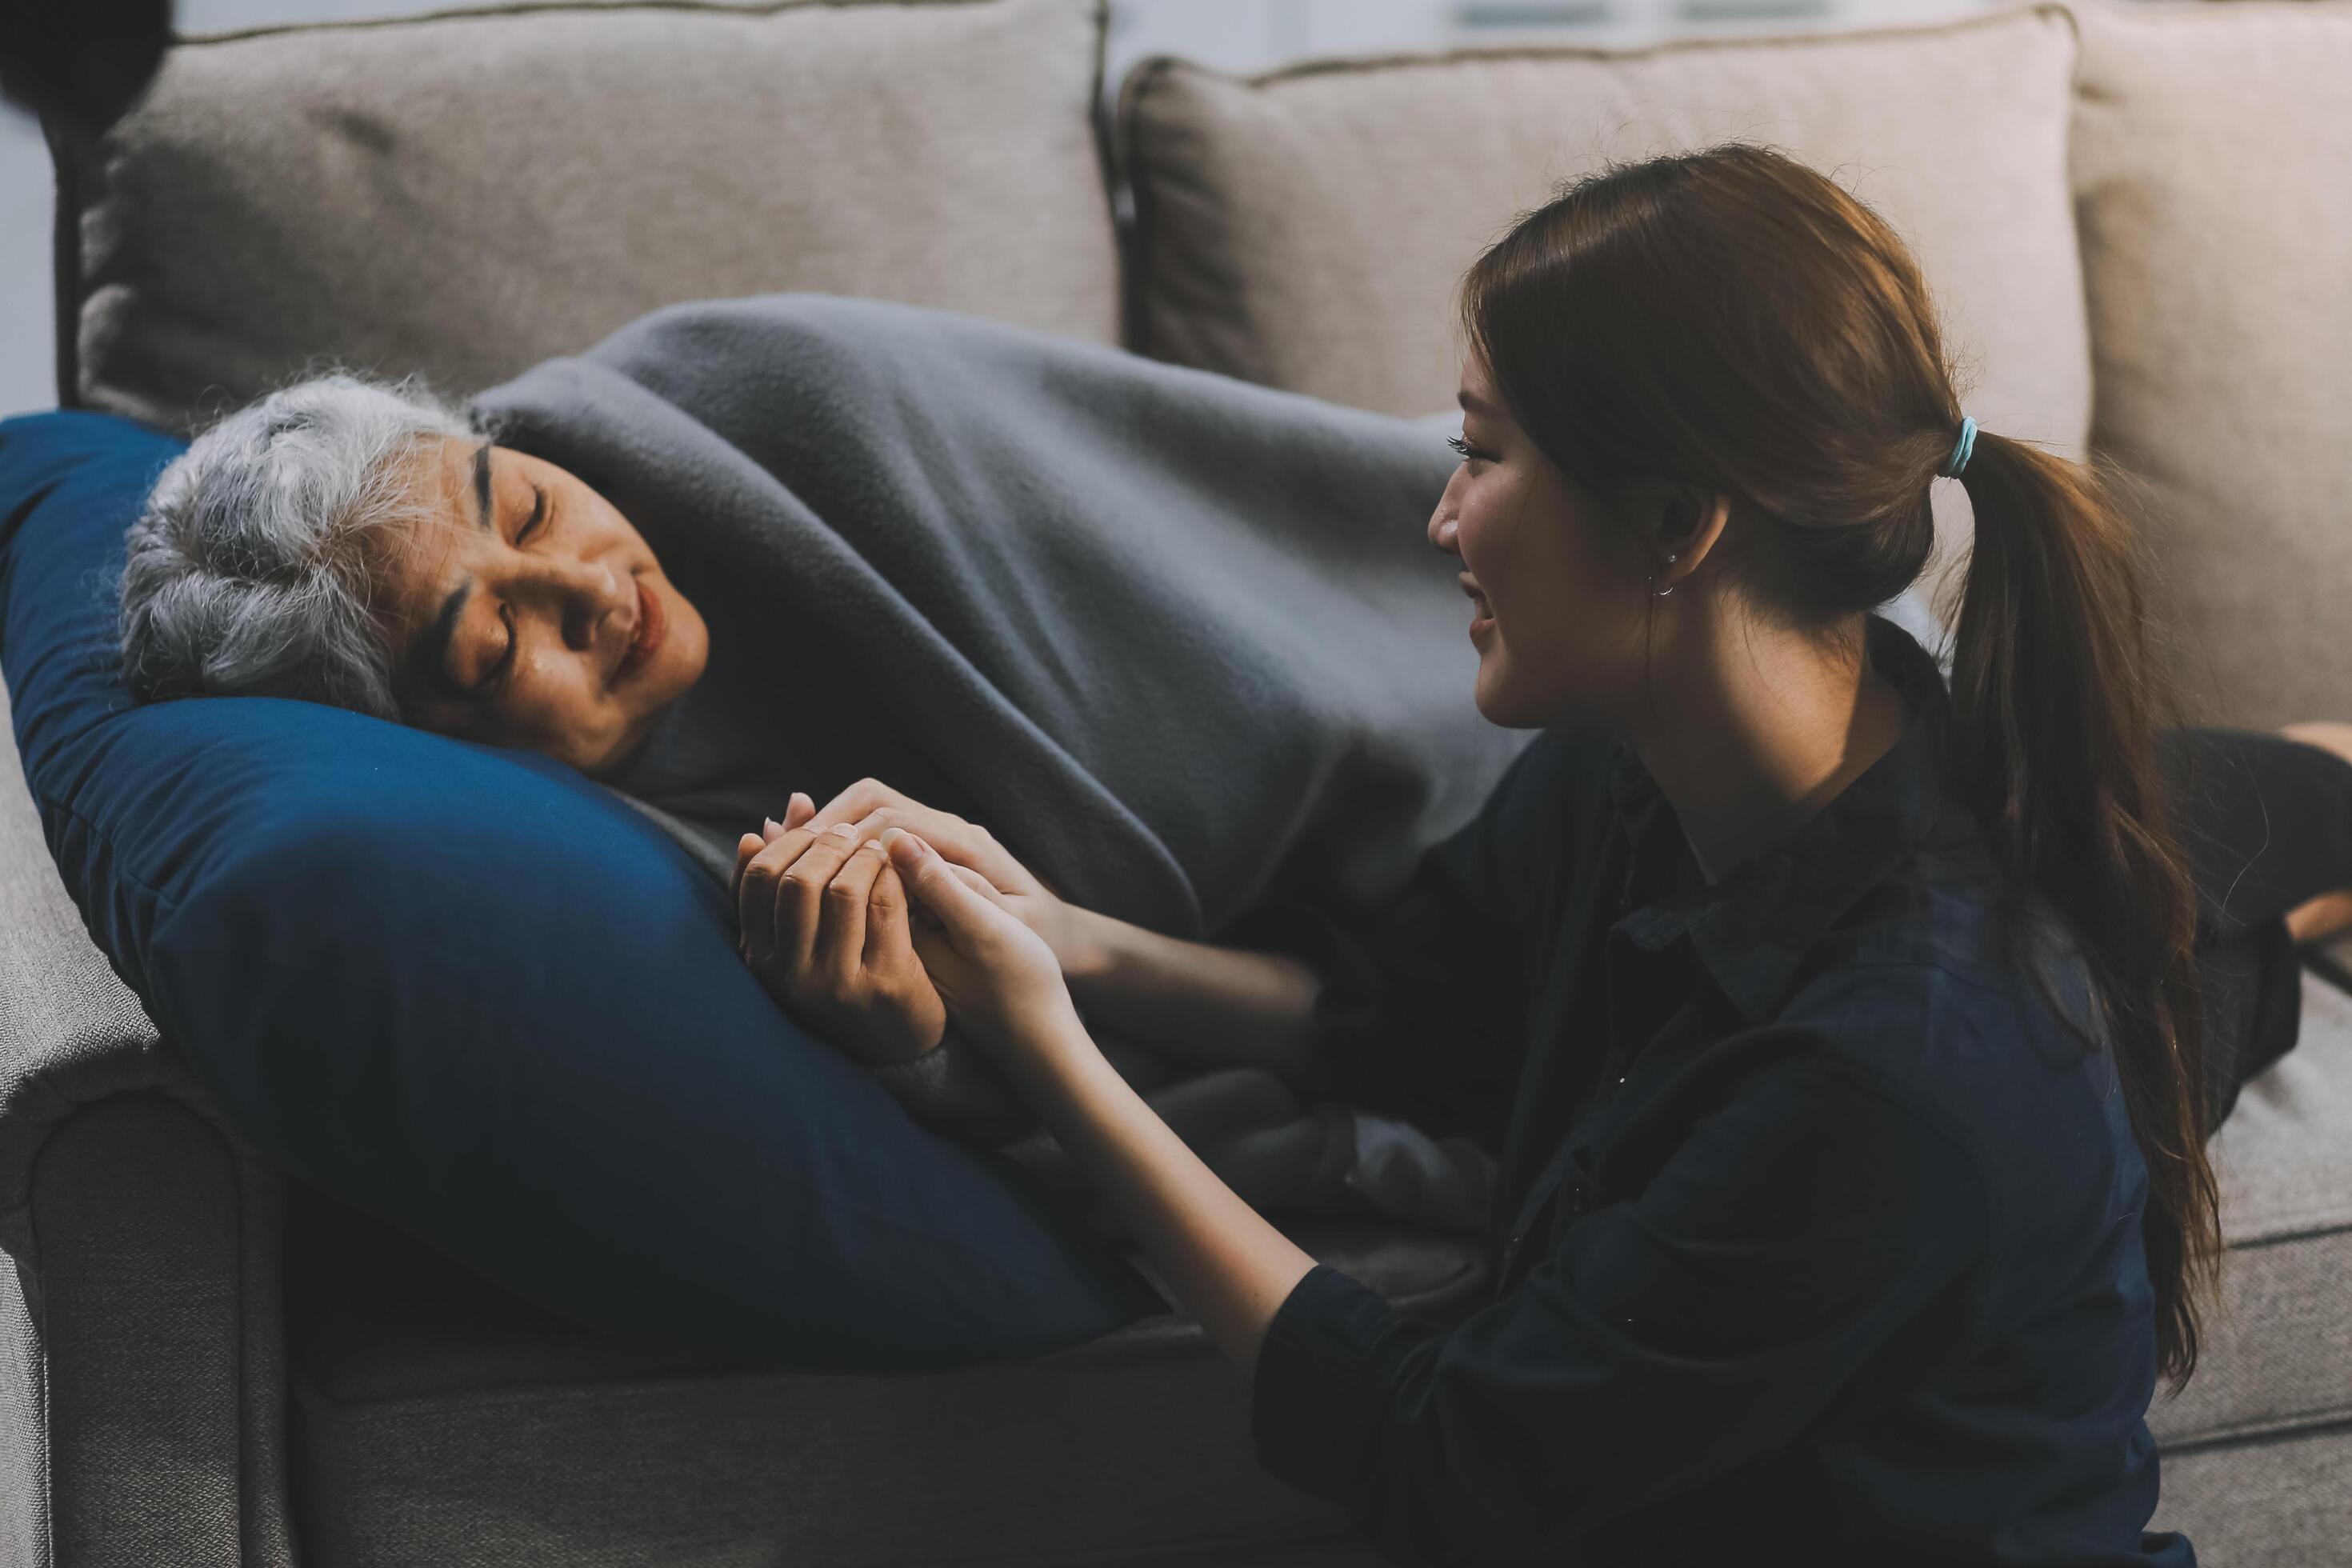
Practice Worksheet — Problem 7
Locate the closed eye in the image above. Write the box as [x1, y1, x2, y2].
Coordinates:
[473, 487, 547, 695]
[1447, 434, 1494, 465]
[515, 484, 547, 544]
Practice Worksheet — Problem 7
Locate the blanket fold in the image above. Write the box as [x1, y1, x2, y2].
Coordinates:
[468, 294, 1533, 1239]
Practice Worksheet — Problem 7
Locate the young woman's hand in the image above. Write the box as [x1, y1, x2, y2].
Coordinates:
[882, 829, 1085, 1073]
[730, 792, 946, 1066]
[790, 778, 1101, 978]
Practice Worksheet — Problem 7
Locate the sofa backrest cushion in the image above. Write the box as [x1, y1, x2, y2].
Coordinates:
[1116, 5, 2089, 622]
[0, 410, 1165, 1366]
[2072, 0, 2352, 729]
[55, 0, 1118, 434]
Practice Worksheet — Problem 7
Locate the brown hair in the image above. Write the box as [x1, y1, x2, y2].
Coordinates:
[1457, 143, 2217, 1390]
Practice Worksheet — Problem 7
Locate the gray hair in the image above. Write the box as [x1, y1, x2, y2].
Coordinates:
[117, 370, 494, 718]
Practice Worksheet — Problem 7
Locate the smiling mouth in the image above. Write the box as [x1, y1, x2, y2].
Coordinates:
[1462, 574, 1496, 635]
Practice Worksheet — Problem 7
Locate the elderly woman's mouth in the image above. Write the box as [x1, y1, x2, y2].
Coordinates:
[615, 576, 666, 684]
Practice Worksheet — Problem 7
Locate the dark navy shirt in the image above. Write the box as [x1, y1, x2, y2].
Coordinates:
[1250, 613, 2195, 1567]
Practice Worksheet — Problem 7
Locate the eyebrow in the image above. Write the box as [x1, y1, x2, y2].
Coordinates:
[407, 440, 495, 701]
[471, 438, 494, 533]
[1457, 390, 1501, 417]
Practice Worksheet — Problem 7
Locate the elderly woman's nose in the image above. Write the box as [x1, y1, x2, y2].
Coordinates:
[514, 550, 618, 599]
[562, 561, 628, 649]
[503, 553, 627, 638]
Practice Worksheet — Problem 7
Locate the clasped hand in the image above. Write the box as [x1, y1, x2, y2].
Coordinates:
[729, 780, 1087, 1070]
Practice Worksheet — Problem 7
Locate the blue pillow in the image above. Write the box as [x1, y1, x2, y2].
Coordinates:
[0, 410, 1166, 1368]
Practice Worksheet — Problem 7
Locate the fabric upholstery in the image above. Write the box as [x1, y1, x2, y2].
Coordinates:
[1118, 5, 2090, 621]
[2151, 1427, 2352, 1566]
[0, 1258, 43, 1568]
[0, 409, 1171, 1372]
[2071, 0, 2352, 728]
[39, 1098, 244, 1568]
[2146, 966, 2352, 1451]
[54, 0, 1118, 434]
[285, 1210, 1480, 1567]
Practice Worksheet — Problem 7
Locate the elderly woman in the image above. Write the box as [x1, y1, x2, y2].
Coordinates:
[118, 372, 708, 776]
[116, 368, 976, 890]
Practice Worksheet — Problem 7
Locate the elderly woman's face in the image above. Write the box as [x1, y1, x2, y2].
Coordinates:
[370, 436, 710, 775]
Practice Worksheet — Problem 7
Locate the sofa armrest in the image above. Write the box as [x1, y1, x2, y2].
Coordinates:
[0, 678, 295, 1566]
[0, 678, 240, 1267]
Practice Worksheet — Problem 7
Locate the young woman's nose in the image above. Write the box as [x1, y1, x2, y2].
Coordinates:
[1428, 470, 1465, 554]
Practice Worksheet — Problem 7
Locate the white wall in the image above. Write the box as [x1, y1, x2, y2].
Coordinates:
[0, 0, 1987, 420]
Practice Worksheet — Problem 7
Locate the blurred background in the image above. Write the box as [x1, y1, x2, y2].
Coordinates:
[1, 0, 1992, 419]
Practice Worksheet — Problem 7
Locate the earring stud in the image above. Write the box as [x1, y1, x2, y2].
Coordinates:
[1653, 550, 1679, 598]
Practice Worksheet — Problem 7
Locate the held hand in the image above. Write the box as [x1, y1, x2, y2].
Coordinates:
[882, 829, 1080, 1068]
[794, 778, 1097, 977]
[731, 793, 946, 1067]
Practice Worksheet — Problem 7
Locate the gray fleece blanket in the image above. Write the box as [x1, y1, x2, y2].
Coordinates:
[466, 294, 1532, 1239]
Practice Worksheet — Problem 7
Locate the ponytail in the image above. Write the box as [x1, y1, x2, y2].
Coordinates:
[1944, 433, 2218, 1390]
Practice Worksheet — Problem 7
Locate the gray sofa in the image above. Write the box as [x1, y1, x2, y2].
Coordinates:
[6, 0, 2350, 1561]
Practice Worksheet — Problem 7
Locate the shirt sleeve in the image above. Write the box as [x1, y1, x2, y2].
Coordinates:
[1248, 1048, 1988, 1566]
[1246, 726, 1613, 1155]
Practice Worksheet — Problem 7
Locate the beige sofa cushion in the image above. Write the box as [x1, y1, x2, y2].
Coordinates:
[1118, 6, 2090, 620]
[2073, 0, 2352, 730]
[56, 0, 1117, 434]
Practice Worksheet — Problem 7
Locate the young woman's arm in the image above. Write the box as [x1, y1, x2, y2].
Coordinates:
[1054, 909, 1337, 1092]
[874, 830, 1325, 1387]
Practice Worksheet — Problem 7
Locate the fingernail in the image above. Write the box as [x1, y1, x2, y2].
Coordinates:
[829, 822, 858, 841]
[762, 817, 781, 836]
[879, 827, 906, 847]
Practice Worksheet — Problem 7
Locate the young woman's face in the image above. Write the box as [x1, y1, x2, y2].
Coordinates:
[370, 436, 710, 775]
[1430, 352, 1660, 729]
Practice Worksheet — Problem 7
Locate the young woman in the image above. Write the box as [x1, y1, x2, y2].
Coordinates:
[730, 144, 2319, 1563]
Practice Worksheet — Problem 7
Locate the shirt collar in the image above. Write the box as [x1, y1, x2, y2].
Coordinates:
[1605, 611, 1960, 1024]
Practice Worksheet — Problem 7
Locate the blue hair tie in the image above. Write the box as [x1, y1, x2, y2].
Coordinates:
[1938, 415, 1978, 479]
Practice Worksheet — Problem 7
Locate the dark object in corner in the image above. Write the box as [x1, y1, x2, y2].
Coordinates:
[0, 0, 172, 139]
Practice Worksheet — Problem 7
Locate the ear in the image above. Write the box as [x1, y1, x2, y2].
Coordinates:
[1623, 479, 1734, 593]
